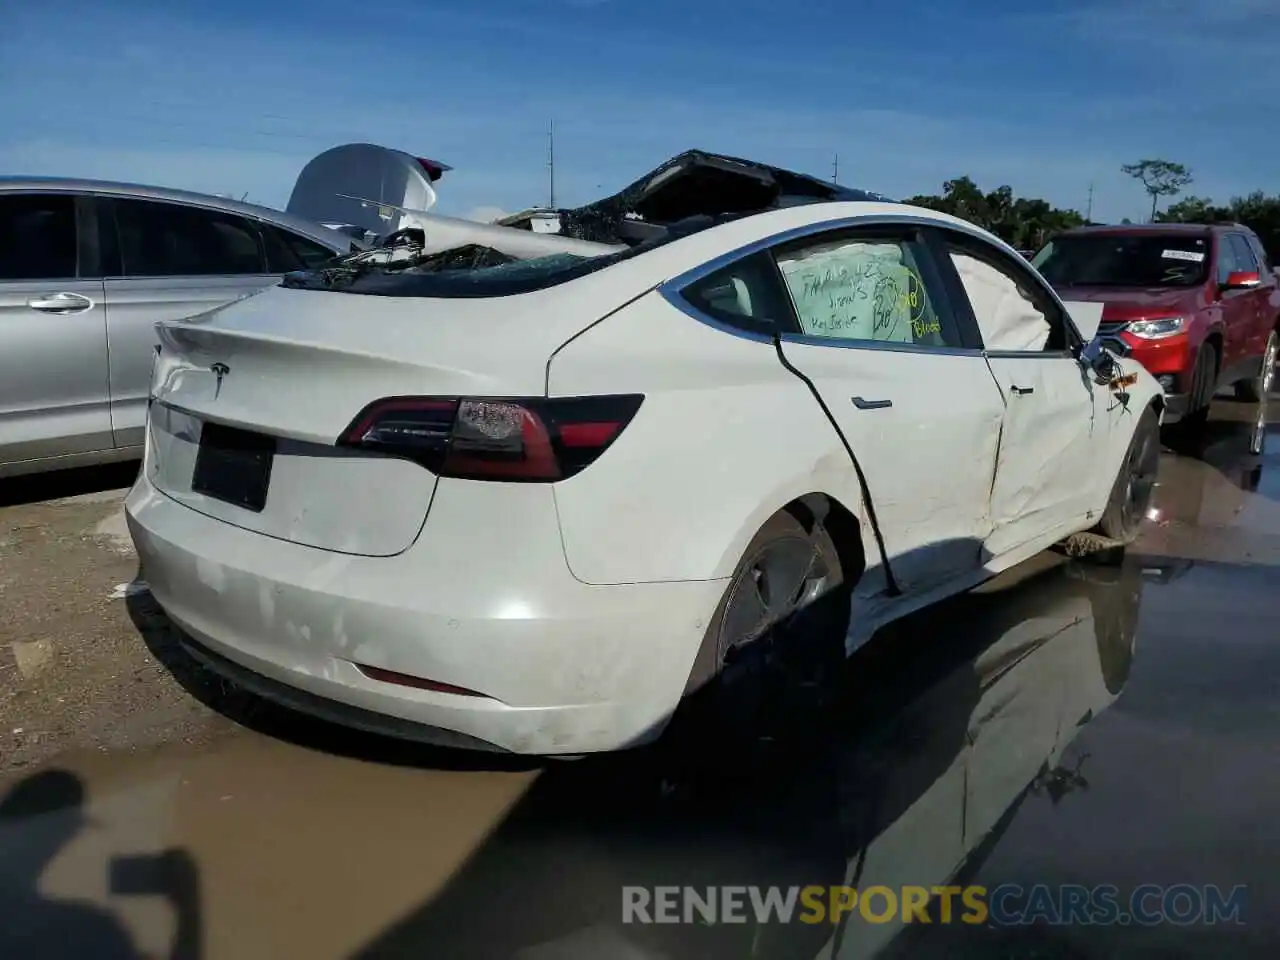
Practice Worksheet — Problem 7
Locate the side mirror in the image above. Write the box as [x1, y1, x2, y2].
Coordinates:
[1222, 270, 1261, 291]
[1104, 337, 1131, 358]
[1079, 338, 1124, 382]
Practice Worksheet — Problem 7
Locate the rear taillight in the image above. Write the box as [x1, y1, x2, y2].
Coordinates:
[337, 395, 643, 481]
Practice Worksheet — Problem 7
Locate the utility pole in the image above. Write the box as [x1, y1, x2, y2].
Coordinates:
[1086, 182, 1094, 222]
[832, 152, 839, 184]
[547, 120, 556, 210]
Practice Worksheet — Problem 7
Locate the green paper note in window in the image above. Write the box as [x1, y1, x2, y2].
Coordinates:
[777, 240, 921, 343]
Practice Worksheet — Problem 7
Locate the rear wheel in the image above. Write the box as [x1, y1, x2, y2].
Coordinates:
[1098, 406, 1160, 544]
[1235, 328, 1277, 403]
[679, 512, 850, 755]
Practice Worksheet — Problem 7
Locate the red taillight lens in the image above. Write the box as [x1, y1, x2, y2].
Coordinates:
[337, 394, 643, 482]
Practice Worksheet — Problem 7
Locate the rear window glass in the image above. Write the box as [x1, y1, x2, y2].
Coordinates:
[284, 251, 612, 298]
[280, 214, 734, 298]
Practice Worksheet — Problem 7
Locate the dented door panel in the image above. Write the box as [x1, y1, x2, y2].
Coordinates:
[777, 340, 1005, 593]
[984, 356, 1109, 556]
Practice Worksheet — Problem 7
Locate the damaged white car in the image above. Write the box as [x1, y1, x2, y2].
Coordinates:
[125, 152, 1162, 755]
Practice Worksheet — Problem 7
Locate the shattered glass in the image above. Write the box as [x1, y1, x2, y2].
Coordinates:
[281, 149, 897, 295]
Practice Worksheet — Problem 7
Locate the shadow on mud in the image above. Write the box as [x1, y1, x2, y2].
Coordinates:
[0, 769, 202, 960]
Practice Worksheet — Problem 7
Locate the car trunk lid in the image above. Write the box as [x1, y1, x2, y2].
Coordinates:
[144, 281, 617, 556]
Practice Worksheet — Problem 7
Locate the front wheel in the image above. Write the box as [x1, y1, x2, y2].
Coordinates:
[1181, 342, 1217, 428]
[1097, 406, 1160, 544]
[1235, 329, 1277, 403]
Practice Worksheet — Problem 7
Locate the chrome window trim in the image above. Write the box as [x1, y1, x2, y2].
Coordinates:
[654, 284, 777, 345]
[655, 212, 1074, 356]
[784, 333, 984, 358]
[984, 349, 1076, 360]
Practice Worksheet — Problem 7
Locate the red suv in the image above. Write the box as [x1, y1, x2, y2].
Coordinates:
[1033, 223, 1279, 423]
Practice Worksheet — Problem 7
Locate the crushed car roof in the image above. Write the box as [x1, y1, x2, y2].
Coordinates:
[500, 149, 895, 245]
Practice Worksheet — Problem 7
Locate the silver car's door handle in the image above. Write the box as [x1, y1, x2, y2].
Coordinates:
[852, 396, 893, 410]
[28, 292, 94, 314]
[1010, 385, 1035, 396]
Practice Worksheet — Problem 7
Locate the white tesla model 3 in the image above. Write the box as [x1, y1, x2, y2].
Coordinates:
[125, 200, 1163, 755]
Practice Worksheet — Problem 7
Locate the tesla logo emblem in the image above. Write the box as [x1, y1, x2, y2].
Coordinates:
[211, 362, 230, 399]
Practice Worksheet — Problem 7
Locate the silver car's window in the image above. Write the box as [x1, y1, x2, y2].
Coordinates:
[111, 198, 267, 277]
[262, 224, 335, 272]
[0, 194, 78, 281]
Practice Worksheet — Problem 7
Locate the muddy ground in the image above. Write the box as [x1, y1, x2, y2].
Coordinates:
[0, 464, 236, 772]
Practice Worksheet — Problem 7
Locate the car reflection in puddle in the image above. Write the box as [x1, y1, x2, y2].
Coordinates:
[356, 553, 1143, 960]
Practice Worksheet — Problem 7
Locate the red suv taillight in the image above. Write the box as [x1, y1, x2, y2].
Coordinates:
[337, 395, 644, 481]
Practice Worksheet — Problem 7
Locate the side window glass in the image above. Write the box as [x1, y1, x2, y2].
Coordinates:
[1216, 236, 1242, 284]
[774, 236, 959, 348]
[1228, 235, 1259, 274]
[945, 238, 1066, 352]
[263, 224, 336, 272]
[285, 230, 337, 269]
[114, 199, 266, 277]
[262, 224, 304, 272]
[1247, 235, 1272, 274]
[681, 251, 796, 334]
[0, 194, 77, 280]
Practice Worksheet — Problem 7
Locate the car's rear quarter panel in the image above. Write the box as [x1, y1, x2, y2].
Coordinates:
[547, 290, 874, 585]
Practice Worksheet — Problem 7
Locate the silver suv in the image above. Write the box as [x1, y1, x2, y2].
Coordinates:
[0, 177, 357, 478]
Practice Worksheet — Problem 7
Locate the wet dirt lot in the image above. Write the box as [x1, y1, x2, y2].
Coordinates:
[2, 397, 1279, 959]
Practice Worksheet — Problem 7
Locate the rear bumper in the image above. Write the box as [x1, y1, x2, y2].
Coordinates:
[126, 472, 727, 755]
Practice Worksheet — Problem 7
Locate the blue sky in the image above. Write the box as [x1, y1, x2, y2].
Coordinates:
[3, 0, 1277, 224]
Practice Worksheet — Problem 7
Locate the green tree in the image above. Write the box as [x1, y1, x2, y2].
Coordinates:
[905, 178, 1084, 250]
[1121, 159, 1193, 222]
[1160, 190, 1280, 264]
[1157, 195, 1227, 223]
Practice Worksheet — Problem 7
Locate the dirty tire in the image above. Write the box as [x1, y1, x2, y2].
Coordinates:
[1098, 406, 1160, 544]
[678, 511, 849, 757]
[1182, 342, 1217, 427]
[1235, 328, 1277, 403]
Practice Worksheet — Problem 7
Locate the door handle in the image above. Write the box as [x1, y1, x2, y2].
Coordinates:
[1010, 385, 1035, 396]
[852, 396, 893, 410]
[28, 292, 94, 314]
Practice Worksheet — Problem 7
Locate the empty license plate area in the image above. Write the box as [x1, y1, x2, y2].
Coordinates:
[191, 422, 276, 513]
